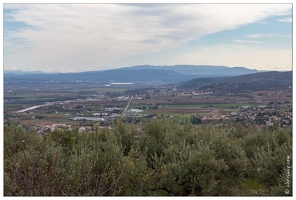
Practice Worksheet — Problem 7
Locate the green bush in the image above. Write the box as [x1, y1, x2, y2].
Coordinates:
[4, 120, 292, 196]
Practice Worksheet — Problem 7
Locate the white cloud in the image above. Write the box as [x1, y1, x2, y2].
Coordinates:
[246, 33, 291, 38]
[4, 4, 292, 72]
[233, 39, 262, 44]
[277, 17, 292, 22]
[169, 44, 292, 71]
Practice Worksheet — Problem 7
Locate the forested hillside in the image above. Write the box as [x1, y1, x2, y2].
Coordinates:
[4, 120, 292, 196]
[180, 71, 292, 91]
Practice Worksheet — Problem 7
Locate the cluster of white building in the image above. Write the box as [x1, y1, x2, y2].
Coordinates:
[128, 109, 143, 113]
[71, 117, 105, 121]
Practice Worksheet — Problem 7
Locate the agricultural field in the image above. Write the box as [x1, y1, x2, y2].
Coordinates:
[128, 87, 292, 126]
[3, 80, 292, 130]
[4, 82, 133, 128]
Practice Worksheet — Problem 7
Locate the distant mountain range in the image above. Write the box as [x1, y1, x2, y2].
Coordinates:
[4, 70, 49, 75]
[124, 65, 259, 76]
[4, 65, 261, 83]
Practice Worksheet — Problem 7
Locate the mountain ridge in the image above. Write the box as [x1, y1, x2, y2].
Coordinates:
[4, 65, 268, 83]
[179, 71, 292, 92]
[122, 65, 259, 75]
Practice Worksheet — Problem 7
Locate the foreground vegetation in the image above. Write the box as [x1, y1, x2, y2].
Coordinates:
[4, 119, 292, 196]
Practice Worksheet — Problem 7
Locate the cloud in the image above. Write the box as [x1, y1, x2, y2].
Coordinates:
[233, 39, 262, 44]
[277, 17, 292, 22]
[169, 44, 292, 71]
[246, 33, 291, 38]
[4, 4, 292, 72]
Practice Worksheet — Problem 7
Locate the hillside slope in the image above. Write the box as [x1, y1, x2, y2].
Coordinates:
[180, 71, 292, 92]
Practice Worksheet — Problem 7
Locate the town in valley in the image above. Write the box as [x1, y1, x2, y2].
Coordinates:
[4, 69, 292, 134]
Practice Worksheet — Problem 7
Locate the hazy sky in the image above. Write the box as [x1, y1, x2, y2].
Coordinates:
[3, 3, 292, 72]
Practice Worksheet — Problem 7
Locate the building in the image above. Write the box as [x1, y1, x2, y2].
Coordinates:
[71, 117, 105, 121]
[128, 109, 143, 113]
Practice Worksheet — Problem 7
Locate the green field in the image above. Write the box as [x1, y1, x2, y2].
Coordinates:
[87, 105, 103, 110]
[154, 113, 194, 118]
[160, 103, 266, 109]
[162, 104, 202, 109]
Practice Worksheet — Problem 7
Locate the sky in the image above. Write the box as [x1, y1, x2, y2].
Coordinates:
[3, 3, 293, 72]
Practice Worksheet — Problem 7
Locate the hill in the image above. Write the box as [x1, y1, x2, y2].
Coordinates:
[179, 76, 230, 89]
[180, 71, 292, 92]
[225, 71, 292, 86]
